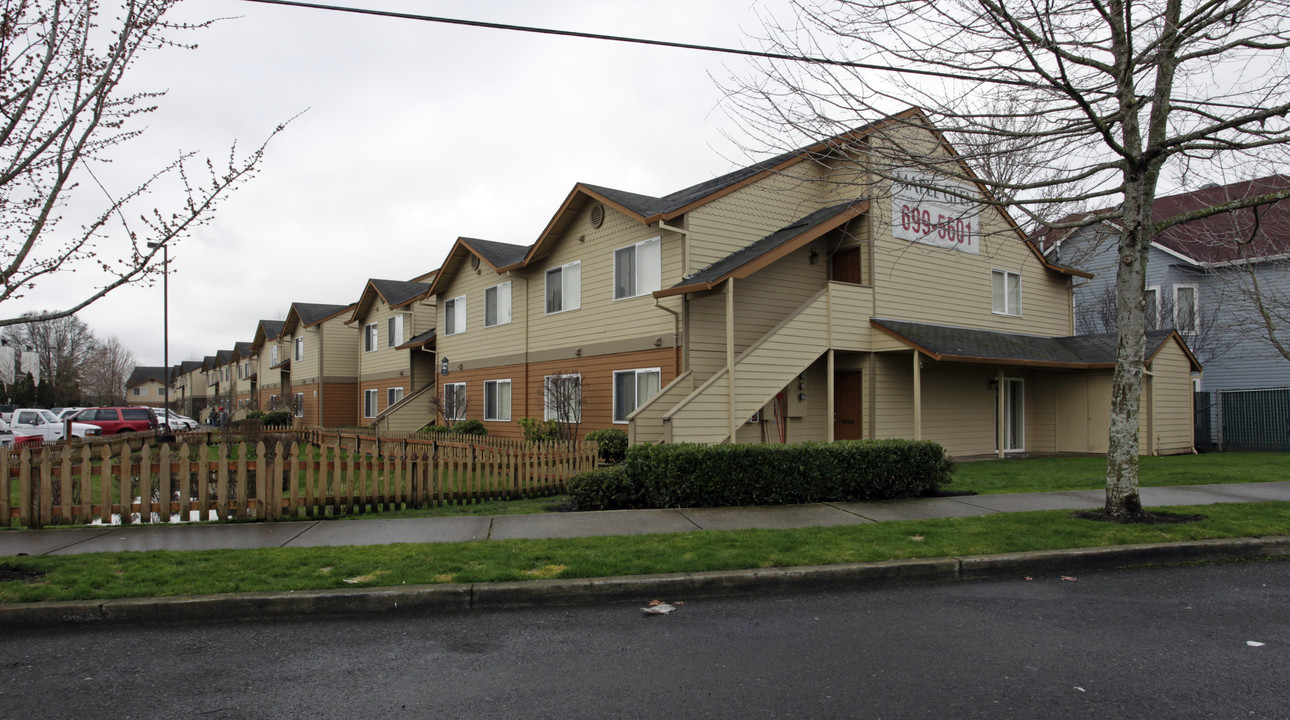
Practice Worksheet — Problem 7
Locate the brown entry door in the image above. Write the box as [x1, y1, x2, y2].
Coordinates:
[831, 247, 863, 284]
[834, 371, 863, 440]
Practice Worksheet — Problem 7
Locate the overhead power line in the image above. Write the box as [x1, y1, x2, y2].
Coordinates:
[241, 0, 1030, 87]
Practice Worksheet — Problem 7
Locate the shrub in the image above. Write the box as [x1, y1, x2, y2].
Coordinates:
[419, 423, 450, 434]
[622, 439, 954, 509]
[519, 417, 560, 443]
[450, 419, 487, 436]
[567, 466, 643, 510]
[246, 411, 265, 420]
[585, 427, 629, 464]
[262, 410, 292, 427]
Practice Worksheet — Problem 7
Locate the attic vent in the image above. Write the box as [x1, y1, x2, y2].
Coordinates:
[470, 255, 480, 271]
[590, 203, 605, 228]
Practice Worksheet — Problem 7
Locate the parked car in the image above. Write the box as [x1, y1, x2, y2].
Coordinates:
[9, 408, 103, 441]
[0, 417, 14, 447]
[57, 407, 86, 422]
[74, 406, 159, 434]
[155, 408, 198, 431]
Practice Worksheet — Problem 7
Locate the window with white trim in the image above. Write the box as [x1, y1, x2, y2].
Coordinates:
[388, 313, 407, 347]
[387, 386, 404, 407]
[364, 389, 378, 418]
[1174, 285, 1199, 334]
[544, 374, 582, 422]
[485, 282, 512, 327]
[294, 393, 304, 418]
[1144, 286, 1160, 331]
[133, 387, 144, 396]
[545, 262, 581, 314]
[444, 296, 466, 335]
[443, 383, 467, 421]
[613, 368, 661, 423]
[991, 270, 1022, 316]
[270, 345, 279, 366]
[294, 337, 304, 361]
[484, 379, 511, 421]
[364, 323, 379, 352]
[614, 237, 661, 300]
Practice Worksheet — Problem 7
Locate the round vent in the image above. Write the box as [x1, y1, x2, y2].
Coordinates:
[590, 203, 605, 228]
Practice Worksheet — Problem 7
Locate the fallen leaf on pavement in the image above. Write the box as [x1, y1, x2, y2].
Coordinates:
[642, 603, 676, 615]
[1061, 576, 1078, 582]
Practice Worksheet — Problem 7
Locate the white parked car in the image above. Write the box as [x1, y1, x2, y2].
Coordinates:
[9, 408, 103, 442]
[0, 417, 14, 447]
[155, 408, 198, 431]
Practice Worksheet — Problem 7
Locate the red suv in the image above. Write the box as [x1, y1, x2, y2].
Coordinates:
[75, 406, 159, 434]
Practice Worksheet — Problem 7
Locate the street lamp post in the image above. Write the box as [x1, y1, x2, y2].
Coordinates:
[147, 241, 173, 442]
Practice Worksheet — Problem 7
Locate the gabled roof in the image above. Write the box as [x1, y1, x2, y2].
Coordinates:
[281, 302, 354, 334]
[202, 355, 217, 372]
[215, 349, 234, 366]
[251, 319, 286, 353]
[179, 360, 204, 375]
[871, 319, 1200, 370]
[349, 278, 431, 323]
[657, 201, 868, 297]
[426, 237, 531, 297]
[397, 328, 436, 350]
[232, 341, 255, 360]
[127, 366, 168, 388]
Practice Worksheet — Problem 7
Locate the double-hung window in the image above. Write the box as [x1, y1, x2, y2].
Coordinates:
[544, 374, 582, 422]
[485, 282, 512, 327]
[545, 262, 581, 314]
[445, 296, 466, 335]
[991, 270, 1022, 316]
[388, 313, 407, 347]
[1144, 286, 1161, 331]
[614, 237, 661, 300]
[484, 380, 511, 421]
[364, 389, 379, 418]
[294, 337, 304, 361]
[443, 383, 467, 421]
[613, 368, 661, 423]
[364, 323, 379, 352]
[1174, 285, 1199, 334]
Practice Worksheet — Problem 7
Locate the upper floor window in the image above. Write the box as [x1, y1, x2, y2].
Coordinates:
[445, 296, 466, 335]
[545, 262, 581, 314]
[132, 387, 144, 396]
[1144, 286, 1160, 331]
[270, 345, 279, 366]
[294, 337, 304, 361]
[1175, 285, 1199, 334]
[991, 270, 1021, 316]
[614, 237, 661, 300]
[364, 323, 379, 352]
[485, 281, 512, 327]
[388, 313, 408, 347]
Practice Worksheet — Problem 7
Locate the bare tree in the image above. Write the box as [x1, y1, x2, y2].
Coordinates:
[543, 373, 583, 444]
[1076, 284, 1238, 366]
[80, 335, 135, 405]
[0, 0, 289, 328]
[727, 0, 1290, 517]
[1, 312, 98, 404]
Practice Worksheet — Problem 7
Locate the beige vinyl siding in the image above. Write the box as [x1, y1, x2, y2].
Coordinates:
[918, 361, 999, 456]
[357, 301, 413, 379]
[320, 316, 358, 378]
[1055, 372, 1114, 453]
[1150, 340, 1195, 455]
[525, 203, 681, 353]
[433, 262, 527, 373]
[1026, 372, 1058, 453]
[685, 290, 728, 379]
[872, 352, 914, 440]
[731, 241, 830, 352]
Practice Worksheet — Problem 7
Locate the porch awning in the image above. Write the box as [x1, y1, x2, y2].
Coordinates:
[871, 318, 1197, 370]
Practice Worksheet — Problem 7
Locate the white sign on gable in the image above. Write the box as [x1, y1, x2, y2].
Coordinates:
[891, 169, 981, 254]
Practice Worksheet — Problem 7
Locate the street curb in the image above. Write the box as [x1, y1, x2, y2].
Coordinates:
[1, 536, 1286, 628]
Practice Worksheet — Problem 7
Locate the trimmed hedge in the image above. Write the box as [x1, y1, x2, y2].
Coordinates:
[585, 428, 629, 464]
[569, 439, 954, 510]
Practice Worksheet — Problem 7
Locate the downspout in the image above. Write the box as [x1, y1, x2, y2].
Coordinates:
[657, 219, 688, 378]
[317, 323, 325, 428]
[726, 278, 736, 443]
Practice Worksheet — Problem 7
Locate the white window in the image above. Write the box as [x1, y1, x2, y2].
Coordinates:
[294, 337, 304, 361]
[614, 237, 662, 300]
[544, 374, 582, 422]
[294, 393, 304, 418]
[364, 323, 379, 352]
[1144, 286, 1160, 331]
[613, 368, 662, 423]
[485, 282, 512, 327]
[545, 262, 581, 314]
[1175, 285, 1199, 334]
[364, 389, 378, 418]
[991, 269, 1022, 316]
[270, 345, 279, 366]
[388, 313, 407, 347]
[484, 379, 512, 421]
[443, 383, 467, 421]
[133, 387, 144, 396]
[445, 296, 466, 335]
[269, 394, 278, 409]
[387, 386, 404, 407]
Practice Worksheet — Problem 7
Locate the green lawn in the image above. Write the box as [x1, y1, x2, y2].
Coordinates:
[949, 453, 1290, 495]
[0, 500, 1285, 603]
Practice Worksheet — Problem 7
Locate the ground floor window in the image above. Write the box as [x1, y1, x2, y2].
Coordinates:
[613, 368, 661, 423]
[443, 383, 467, 421]
[364, 389, 378, 418]
[294, 393, 304, 418]
[544, 374, 582, 422]
[388, 386, 404, 408]
[484, 379, 511, 421]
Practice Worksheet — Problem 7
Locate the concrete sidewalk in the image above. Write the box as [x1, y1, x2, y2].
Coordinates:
[3, 481, 1288, 557]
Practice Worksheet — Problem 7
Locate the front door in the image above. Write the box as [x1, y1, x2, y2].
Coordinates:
[834, 371, 863, 440]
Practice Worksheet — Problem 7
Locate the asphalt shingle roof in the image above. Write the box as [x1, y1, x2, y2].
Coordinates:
[293, 303, 351, 327]
[399, 328, 436, 348]
[873, 318, 1179, 368]
[461, 238, 530, 269]
[127, 366, 167, 387]
[370, 278, 429, 307]
[257, 319, 285, 341]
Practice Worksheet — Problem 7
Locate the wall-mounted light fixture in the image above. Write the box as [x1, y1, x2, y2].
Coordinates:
[809, 250, 820, 265]
[440, 357, 449, 376]
[988, 378, 999, 391]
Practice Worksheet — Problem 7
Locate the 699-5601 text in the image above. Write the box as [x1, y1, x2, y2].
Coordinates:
[900, 204, 974, 244]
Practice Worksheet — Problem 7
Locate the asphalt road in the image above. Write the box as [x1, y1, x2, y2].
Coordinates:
[1, 560, 1286, 719]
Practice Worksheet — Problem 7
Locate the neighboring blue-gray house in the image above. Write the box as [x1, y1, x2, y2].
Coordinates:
[1041, 175, 1290, 392]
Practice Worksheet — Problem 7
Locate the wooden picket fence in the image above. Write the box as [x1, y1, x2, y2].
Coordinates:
[1, 435, 598, 529]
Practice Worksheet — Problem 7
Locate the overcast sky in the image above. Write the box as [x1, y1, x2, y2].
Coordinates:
[14, 0, 789, 366]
